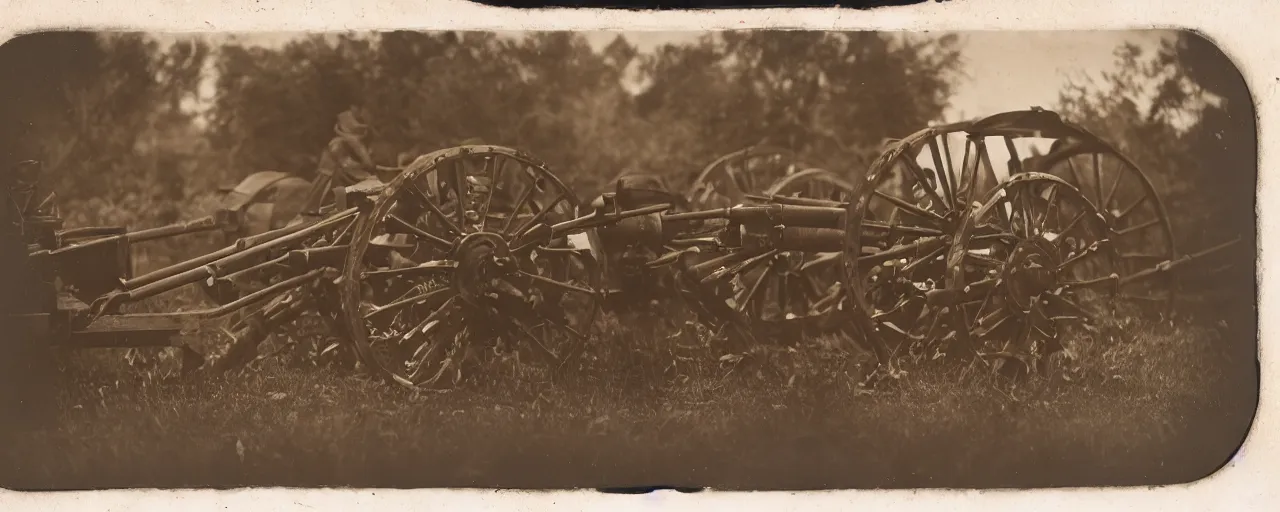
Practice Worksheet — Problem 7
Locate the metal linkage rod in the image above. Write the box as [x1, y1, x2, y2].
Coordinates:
[1118, 237, 1243, 286]
[56, 226, 126, 241]
[123, 208, 356, 291]
[125, 215, 220, 243]
[50, 216, 221, 259]
[81, 210, 355, 319]
[84, 269, 327, 331]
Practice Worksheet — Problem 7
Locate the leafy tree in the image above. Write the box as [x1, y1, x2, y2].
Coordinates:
[1055, 32, 1255, 252]
[202, 30, 965, 199]
[208, 34, 374, 176]
[634, 31, 965, 181]
[0, 32, 209, 211]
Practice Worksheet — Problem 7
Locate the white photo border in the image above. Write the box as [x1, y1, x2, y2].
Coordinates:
[0, 0, 1273, 510]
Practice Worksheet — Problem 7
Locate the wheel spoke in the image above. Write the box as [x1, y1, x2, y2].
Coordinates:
[799, 251, 840, 271]
[1036, 183, 1060, 234]
[401, 295, 460, 345]
[1065, 157, 1085, 192]
[478, 156, 499, 232]
[518, 270, 597, 296]
[411, 325, 467, 385]
[450, 161, 469, 229]
[901, 156, 949, 212]
[775, 269, 791, 318]
[510, 190, 569, 238]
[1056, 240, 1107, 271]
[1057, 211, 1088, 241]
[976, 139, 1009, 225]
[703, 249, 777, 284]
[388, 214, 454, 249]
[872, 190, 947, 224]
[1004, 137, 1024, 175]
[1116, 217, 1159, 237]
[736, 259, 776, 314]
[1113, 194, 1148, 221]
[929, 137, 956, 208]
[1092, 153, 1104, 209]
[365, 286, 454, 321]
[406, 182, 463, 236]
[1102, 159, 1124, 210]
[900, 243, 948, 274]
[1013, 185, 1035, 238]
[500, 183, 539, 234]
[974, 307, 1013, 338]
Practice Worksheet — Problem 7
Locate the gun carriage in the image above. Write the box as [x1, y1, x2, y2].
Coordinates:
[590, 108, 1239, 380]
[1, 108, 1241, 393]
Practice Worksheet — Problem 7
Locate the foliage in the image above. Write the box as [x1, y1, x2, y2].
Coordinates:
[636, 31, 965, 181]
[1054, 32, 1256, 252]
[204, 30, 964, 197]
[3, 29, 965, 228]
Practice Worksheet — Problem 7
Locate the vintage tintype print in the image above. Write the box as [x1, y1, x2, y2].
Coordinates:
[0, 29, 1258, 490]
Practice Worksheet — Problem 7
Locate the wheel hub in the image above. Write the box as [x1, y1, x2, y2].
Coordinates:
[454, 232, 517, 307]
[1002, 239, 1061, 312]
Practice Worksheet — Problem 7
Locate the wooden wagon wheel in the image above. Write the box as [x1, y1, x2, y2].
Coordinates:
[841, 124, 978, 371]
[941, 173, 1121, 378]
[338, 146, 602, 390]
[686, 146, 800, 209]
[951, 109, 1179, 315]
[716, 168, 854, 344]
[1021, 138, 1178, 316]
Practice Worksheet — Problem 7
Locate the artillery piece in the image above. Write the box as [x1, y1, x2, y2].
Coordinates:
[0, 107, 1243, 398]
[593, 108, 1242, 380]
[1, 143, 669, 390]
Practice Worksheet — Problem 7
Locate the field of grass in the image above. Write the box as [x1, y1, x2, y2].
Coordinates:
[0, 281, 1258, 491]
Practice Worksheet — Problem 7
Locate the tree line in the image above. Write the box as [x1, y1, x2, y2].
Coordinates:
[0, 30, 1253, 259]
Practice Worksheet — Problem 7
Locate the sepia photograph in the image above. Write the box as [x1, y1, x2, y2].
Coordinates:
[0, 27, 1258, 491]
